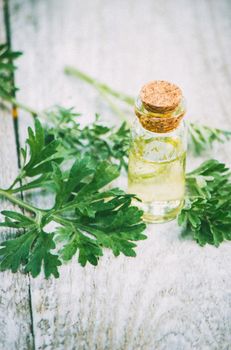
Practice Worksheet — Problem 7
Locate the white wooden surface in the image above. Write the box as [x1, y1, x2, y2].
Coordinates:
[0, 2, 33, 349]
[0, 0, 231, 349]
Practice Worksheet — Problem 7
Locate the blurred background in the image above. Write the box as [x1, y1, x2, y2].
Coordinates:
[10, 0, 231, 129]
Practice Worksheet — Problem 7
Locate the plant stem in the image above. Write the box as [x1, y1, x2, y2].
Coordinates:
[3, 95, 39, 116]
[97, 87, 129, 122]
[0, 188, 39, 214]
[64, 66, 134, 105]
[52, 215, 72, 226]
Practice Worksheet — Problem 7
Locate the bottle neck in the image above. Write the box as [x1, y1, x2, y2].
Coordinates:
[134, 97, 186, 133]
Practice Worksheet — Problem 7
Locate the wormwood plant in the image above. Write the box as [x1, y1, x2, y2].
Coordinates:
[0, 119, 146, 278]
[0, 43, 21, 100]
[179, 160, 231, 246]
[0, 44, 230, 279]
[44, 107, 130, 171]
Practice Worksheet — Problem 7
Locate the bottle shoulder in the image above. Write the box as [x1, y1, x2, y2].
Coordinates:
[131, 117, 187, 138]
[130, 118, 187, 162]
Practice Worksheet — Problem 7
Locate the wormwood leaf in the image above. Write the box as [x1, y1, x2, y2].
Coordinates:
[188, 122, 231, 155]
[23, 119, 63, 177]
[52, 157, 146, 264]
[76, 161, 120, 200]
[52, 157, 95, 209]
[57, 227, 103, 266]
[10, 118, 63, 192]
[0, 226, 60, 278]
[43, 107, 130, 170]
[0, 44, 22, 99]
[0, 210, 35, 228]
[1, 210, 35, 224]
[0, 231, 36, 273]
[0, 119, 146, 278]
[179, 159, 231, 246]
[25, 231, 61, 278]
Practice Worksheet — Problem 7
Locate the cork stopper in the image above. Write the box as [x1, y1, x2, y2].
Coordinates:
[136, 80, 185, 133]
[140, 80, 182, 113]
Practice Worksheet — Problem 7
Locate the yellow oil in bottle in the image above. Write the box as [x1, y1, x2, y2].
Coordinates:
[128, 136, 186, 223]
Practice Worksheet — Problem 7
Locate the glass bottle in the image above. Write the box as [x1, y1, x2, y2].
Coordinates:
[128, 80, 187, 223]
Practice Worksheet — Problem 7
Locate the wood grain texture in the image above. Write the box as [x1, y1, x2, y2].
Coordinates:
[0, 2, 33, 349]
[8, 0, 231, 349]
[0, 108, 33, 350]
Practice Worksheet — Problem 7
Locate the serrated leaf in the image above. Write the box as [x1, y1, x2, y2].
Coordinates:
[0, 230, 36, 273]
[0, 109, 147, 278]
[180, 159, 231, 246]
[25, 231, 61, 278]
[188, 122, 231, 155]
[43, 107, 130, 171]
[0, 44, 22, 99]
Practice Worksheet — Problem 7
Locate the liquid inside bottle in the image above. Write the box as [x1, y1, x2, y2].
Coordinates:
[128, 131, 186, 223]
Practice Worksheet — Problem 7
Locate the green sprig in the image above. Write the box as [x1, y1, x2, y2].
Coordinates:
[188, 122, 231, 155]
[179, 160, 231, 246]
[0, 120, 146, 278]
[0, 43, 22, 100]
[43, 106, 130, 170]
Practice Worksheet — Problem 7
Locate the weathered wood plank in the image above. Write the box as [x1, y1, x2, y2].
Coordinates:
[9, 0, 231, 349]
[0, 2, 33, 349]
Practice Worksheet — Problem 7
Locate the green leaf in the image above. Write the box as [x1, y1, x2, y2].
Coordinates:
[0, 210, 35, 229]
[8, 119, 63, 191]
[43, 107, 130, 171]
[0, 230, 36, 273]
[188, 122, 231, 155]
[22, 119, 62, 178]
[179, 159, 231, 246]
[1, 210, 34, 224]
[76, 161, 119, 199]
[60, 230, 103, 266]
[25, 231, 61, 278]
[0, 226, 61, 278]
[0, 44, 22, 99]
[0, 107, 146, 278]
